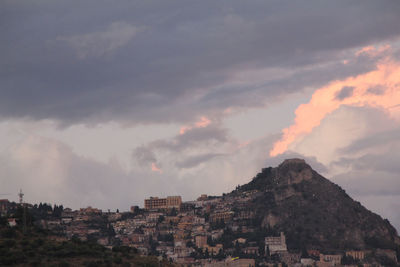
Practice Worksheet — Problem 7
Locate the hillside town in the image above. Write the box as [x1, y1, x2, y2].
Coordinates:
[1, 190, 397, 267]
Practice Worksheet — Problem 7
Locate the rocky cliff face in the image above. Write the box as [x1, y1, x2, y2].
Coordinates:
[233, 158, 400, 252]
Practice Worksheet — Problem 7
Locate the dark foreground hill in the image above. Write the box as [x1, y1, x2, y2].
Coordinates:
[0, 222, 173, 267]
[232, 158, 400, 253]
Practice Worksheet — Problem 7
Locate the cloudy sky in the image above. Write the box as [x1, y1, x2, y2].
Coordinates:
[1, 1, 400, 230]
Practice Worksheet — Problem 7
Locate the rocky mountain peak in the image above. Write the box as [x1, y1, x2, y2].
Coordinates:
[278, 158, 310, 170]
[233, 158, 400, 255]
[276, 158, 313, 184]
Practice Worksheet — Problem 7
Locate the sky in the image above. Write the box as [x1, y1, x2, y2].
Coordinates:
[1, 1, 400, 231]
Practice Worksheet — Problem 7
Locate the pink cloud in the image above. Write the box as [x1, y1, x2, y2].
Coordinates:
[355, 44, 390, 57]
[151, 162, 162, 173]
[179, 116, 212, 135]
[270, 49, 400, 157]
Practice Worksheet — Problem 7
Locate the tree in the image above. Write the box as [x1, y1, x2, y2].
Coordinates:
[186, 240, 194, 248]
[204, 248, 209, 258]
[168, 208, 177, 216]
[215, 249, 225, 260]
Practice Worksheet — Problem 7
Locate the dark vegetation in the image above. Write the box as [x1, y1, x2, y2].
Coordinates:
[0, 209, 173, 266]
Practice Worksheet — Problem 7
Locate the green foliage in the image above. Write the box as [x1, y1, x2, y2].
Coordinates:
[58, 260, 70, 267]
[158, 215, 165, 223]
[341, 255, 359, 265]
[0, 224, 173, 267]
[113, 256, 123, 264]
[158, 233, 173, 242]
[0, 217, 7, 226]
[1, 227, 16, 238]
[365, 236, 396, 249]
[376, 254, 398, 266]
[238, 167, 273, 192]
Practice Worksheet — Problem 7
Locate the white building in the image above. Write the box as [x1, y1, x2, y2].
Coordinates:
[265, 232, 287, 255]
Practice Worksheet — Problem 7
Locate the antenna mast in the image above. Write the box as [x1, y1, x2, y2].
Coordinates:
[18, 189, 24, 204]
[18, 189, 27, 234]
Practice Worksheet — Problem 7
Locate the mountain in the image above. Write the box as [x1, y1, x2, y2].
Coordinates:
[230, 158, 400, 253]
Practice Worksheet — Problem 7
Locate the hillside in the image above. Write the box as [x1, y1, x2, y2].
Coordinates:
[0, 220, 174, 267]
[231, 158, 400, 253]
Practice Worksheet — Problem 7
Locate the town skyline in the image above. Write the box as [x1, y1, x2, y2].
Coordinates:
[1, 0, 400, 239]
[2, 159, 398, 266]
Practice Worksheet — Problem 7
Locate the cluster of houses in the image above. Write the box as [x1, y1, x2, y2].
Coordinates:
[1, 193, 398, 266]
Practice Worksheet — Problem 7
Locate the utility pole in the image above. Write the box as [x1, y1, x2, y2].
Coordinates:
[18, 189, 27, 234]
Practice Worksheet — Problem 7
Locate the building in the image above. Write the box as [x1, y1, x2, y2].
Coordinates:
[229, 258, 255, 267]
[233, 238, 246, 245]
[144, 196, 182, 210]
[265, 232, 287, 255]
[180, 202, 195, 212]
[8, 218, 17, 227]
[210, 211, 234, 223]
[145, 197, 167, 210]
[301, 258, 315, 266]
[197, 194, 208, 201]
[319, 254, 342, 265]
[345, 250, 366, 260]
[203, 258, 255, 267]
[307, 249, 320, 258]
[203, 244, 223, 255]
[195, 235, 207, 248]
[242, 247, 259, 255]
[167, 196, 182, 209]
[130, 205, 139, 213]
[79, 206, 102, 214]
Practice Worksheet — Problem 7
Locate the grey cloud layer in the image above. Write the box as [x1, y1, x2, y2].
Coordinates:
[132, 123, 230, 170]
[2, 1, 400, 125]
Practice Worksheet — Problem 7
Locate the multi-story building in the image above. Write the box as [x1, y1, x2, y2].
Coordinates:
[144, 196, 182, 210]
[195, 235, 207, 248]
[319, 254, 342, 265]
[79, 206, 102, 214]
[202, 244, 223, 255]
[197, 194, 208, 201]
[265, 232, 287, 255]
[145, 197, 167, 210]
[345, 250, 366, 260]
[210, 211, 234, 223]
[242, 246, 259, 255]
[166, 196, 182, 209]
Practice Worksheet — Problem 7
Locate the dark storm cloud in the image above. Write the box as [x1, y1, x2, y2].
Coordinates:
[2, 0, 400, 125]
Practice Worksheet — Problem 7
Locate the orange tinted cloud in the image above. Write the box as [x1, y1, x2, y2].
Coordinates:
[270, 50, 400, 157]
[151, 162, 162, 173]
[179, 116, 211, 135]
[355, 44, 390, 57]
